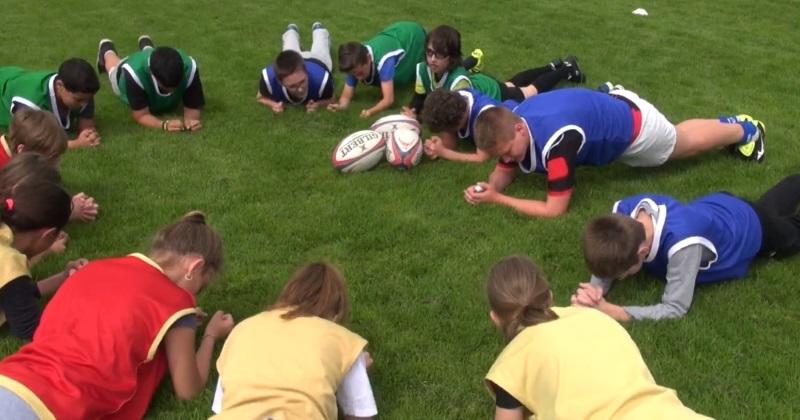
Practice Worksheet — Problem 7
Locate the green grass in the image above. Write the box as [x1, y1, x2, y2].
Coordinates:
[2, 0, 800, 418]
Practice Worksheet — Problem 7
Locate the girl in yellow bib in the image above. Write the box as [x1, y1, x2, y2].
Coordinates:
[484, 255, 711, 420]
[211, 262, 377, 420]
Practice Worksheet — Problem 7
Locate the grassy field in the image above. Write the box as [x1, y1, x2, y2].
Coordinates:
[2, 0, 800, 418]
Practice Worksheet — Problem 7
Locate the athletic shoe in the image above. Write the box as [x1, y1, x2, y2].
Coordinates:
[564, 55, 586, 83]
[96, 39, 116, 74]
[312, 21, 325, 31]
[549, 57, 564, 71]
[468, 49, 484, 74]
[287, 23, 299, 32]
[138, 35, 154, 51]
[730, 115, 766, 163]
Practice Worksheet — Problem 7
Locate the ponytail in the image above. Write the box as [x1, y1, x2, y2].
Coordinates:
[150, 211, 223, 274]
[271, 262, 349, 324]
[487, 255, 558, 342]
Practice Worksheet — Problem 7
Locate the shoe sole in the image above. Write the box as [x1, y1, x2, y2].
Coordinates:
[138, 35, 153, 51]
[97, 38, 114, 74]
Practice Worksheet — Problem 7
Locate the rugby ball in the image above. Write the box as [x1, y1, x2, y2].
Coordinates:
[385, 128, 423, 170]
[370, 114, 421, 136]
[331, 130, 386, 173]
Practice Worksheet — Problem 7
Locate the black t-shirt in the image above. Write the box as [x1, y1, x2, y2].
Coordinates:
[491, 382, 523, 409]
[0, 275, 42, 340]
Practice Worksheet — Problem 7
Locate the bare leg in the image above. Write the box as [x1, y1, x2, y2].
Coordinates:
[104, 51, 121, 73]
[670, 119, 743, 159]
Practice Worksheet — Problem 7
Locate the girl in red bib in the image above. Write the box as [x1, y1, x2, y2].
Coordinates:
[0, 211, 235, 420]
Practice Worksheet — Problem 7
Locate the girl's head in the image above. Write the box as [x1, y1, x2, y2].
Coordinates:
[0, 154, 62, 195]
[149, 211, 223, 295]
[487, 255, 558, 342]
[426, 25, 463, 74]
[0, 176, 71, 257]
[271, 262, 349, 324]
[7, 109, 68, 166]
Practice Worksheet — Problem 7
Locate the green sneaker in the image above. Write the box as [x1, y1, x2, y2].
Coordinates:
[468, 49, 484, 74]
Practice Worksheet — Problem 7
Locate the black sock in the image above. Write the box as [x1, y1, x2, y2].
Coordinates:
[531, 67, 571, 93]
[507, 66, 551, 86]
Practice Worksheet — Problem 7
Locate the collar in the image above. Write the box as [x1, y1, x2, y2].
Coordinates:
[363, 46, 376, 85]
[0, 224, 13, 247]
[129, 252, 166, 273]
[0, 135, 12, 158]
[519, 118, 537, 173]
[47, 75, 70, 130]
[629, 198, 667, 263]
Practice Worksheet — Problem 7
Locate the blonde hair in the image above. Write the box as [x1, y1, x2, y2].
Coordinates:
[271, 262, 349, 324]
[474, 106, 519, 152]
[6, 109, 68, 162]
[487, 255, 558, 342]
[150, 211, 223, 275]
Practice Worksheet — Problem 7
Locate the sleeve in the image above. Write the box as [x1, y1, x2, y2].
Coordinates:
[544, 129, 583, 196]
[589, 275, 614, 295]
[79, 99, 95, 119]
[9, 100, 32, 115]
[258, 75, 273, 99]
[490, 381, 523, 409]
[623, 244, 703, 321]
[336, 352, 378, 417]
[168, 314, 198, 330]
[345, 74, 358, 88]
[0, 276, 42, 340]
[211, 378, 223, 414]
[182, 69, 205, 109]
[319, 72, 334, 100]
[451, 78, 472, 91]
[123, 72, 150, 111]
[378, 56, 397, 82]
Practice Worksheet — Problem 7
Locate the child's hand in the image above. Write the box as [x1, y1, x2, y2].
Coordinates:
[271, 102, 284, 114]
[306, 100, 319, 113]
[327, 102, 348, 112]
[401, 106, 416, 118]
[184, 119, 203, 132]
[49, 231, 69, 255]
[70, 193, 99, 222]
[204, 310, 235, 340]
[424, 137, 443, 159]
[74, 129, 101, 148]
[571, 283, 603, 307]
[163, 119, 185, 132]
[65, 258, 89, 276]
[359, 109, 374, 118]
[464, 182, 495, 205]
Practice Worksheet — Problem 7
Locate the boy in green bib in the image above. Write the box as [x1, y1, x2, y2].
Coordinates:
[0, 58, 101, 150]
[328, 21, 426, 118]
[96, 36, 205, 132]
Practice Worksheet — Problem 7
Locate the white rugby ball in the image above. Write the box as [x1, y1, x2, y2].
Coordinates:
[385, 128, 423, 170]
[331, 130, 386, 173]
[370, 114, 421, 136]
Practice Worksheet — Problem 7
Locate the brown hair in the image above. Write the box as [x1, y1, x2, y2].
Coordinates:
[420, 89, 468, 133]
[426, 25, 463, 71]
[6, 109, 68, 162]
[487, 255, 558, 343]
[0, 176, 71, 233]
[338, 42, 369, 73]
[0, 154, 62, 196]
[274, 50, 305, 81]
[582, 214, 645, 279]
[271, 262, 349, 324]
[474, 106, 519, 152]
[150, 211, 223, 275]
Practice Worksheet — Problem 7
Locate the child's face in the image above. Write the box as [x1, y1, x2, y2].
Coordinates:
[55, 82, 93, 110]
[349, 60, 372, 82]
[426, 43, 450, 74]
[489, 123, 530, 163]
[281, 69, 309, 98]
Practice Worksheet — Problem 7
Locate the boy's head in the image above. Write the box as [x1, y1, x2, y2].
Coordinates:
[420, 90, 468, 134]
[582, 214, 648, 280]
[426, 25, 462, 73]
[474, 107, 529, 163]
[274, 50, 308, 98]
[55, 58, 99, 111]
[338, 42, 371, 81]
[6, 109, 68, 165]
[150, 47, 185, 92]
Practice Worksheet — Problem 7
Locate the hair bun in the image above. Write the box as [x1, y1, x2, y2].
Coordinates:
[180, 210, 206, 225]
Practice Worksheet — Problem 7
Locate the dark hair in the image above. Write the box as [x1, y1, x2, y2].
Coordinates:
[150, 47, 184, 88]
[0, 177, 71, 233]
[427, 25, 463, 70]
[271, 262, 349, 324]
[420, 89, 469, 133]
[274, 50, 305, 81]
[338, 42, 369, 73]
[582, 214, 646, 279]
[7, 109, 68, 161]
[57, 58, 100, 94]
[150, 211, 223, 274]
[487, 255, 558, 342]
[0, 154, 62, 196]
[474, 106, 519, 151]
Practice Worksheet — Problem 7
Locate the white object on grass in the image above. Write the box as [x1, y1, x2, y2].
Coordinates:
[474, 185, 485, 193]
[632, 8, 648, 16]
